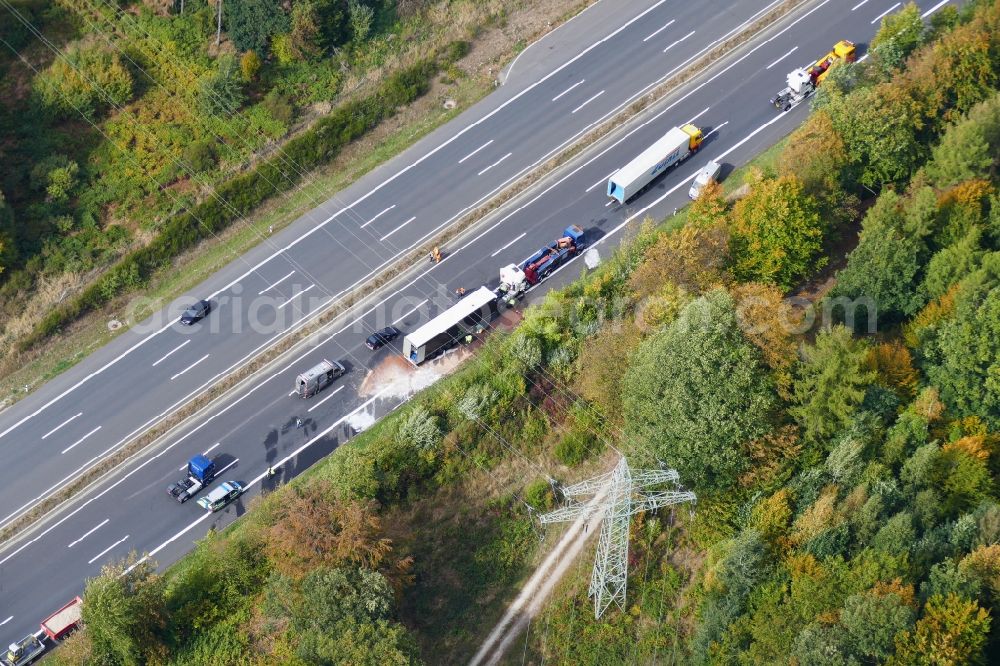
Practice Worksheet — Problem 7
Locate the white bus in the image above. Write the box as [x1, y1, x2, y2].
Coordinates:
[402, 287, 499, 365]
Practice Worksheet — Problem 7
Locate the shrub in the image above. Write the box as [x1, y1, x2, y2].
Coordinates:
[524, 477, 554, 511]
[33, 42, 133, 118]
[554, 430, 597, 467]
[182, 140, 218, 173]
[262, 89, 295, 126]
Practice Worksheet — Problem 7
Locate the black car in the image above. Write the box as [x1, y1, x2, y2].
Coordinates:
[180, 300, 211, 325]
[366, 326, 400, 350]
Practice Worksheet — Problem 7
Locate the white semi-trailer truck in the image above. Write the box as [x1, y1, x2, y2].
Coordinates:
[607, 124, 703, 204]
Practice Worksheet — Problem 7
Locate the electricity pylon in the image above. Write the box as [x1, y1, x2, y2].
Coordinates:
[539, 457, 696, 619]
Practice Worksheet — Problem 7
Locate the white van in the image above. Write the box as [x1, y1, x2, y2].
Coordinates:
[688, 160, 722, 199]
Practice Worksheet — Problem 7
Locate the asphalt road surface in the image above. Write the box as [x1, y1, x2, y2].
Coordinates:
[0, 0, 957, 646]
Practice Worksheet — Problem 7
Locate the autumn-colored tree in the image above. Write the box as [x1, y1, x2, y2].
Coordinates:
[731, 282, 800, 396]
[942, 435, 990, 463]
[903, 284, 959, 350]
[889, 594, 991, 665]
[959, 544, 1000, 598]
[266, 480, 394, 577]
[778, 110, 849, 193]
[628, 221, 730, 298]
[749, 488, 794, 550]
[729, 170, 825, 290]
[741, 425, 802, 488]
[866, 340, 920, 402]
[928, 23, 997, 120]
[575, 320, 642, 420]
[687, 179, 728, 227]
[934, 180, 994, 249]
[240, 50, 262, 81]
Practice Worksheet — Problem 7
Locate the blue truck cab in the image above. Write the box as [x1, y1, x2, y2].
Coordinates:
[167, 454, 217, 503]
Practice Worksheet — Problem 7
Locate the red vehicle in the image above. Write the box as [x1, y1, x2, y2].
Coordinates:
[40, 596, 82, 641]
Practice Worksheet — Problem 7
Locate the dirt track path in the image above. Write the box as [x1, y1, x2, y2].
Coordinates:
[468, 482, 611, 666]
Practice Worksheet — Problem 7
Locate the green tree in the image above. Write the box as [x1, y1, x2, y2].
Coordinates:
[926, 115, 994, 187]
[922, 269, 1000, 427]
[890, 594, 991, 665]
[791, 325, 876, 445]
[870, 2, 925, 75]
[224, 0, 289, 55]
[825, 82, 927, 187]
[0, 191, 15, 275]
[729, 170, 825, 289]
[313, 0, 351, 51]
[622, 289, 777, 491]
[832, 190, 928, 322]
[197, 58, 246, 116]
[348, 0, 374, 42]
[922, 229, 985, 301]
[294, 566, 394, 632]
[840, 591, 916, 660]
[82, 555, 166, 665]
[33, 42, 133, 119]
[290, 0, 323, 59]
[296, 618, 422, 665]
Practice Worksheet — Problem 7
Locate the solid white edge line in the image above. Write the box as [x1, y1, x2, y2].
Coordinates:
[151, 339, 191, 368]
[61, 426, 102, 456]
[67, 518, 109, 548]
[41, 412, 83, 440]
[921, 0, 950, 17]
[392, 298, 429, 326]
[307, 386, 345, 413]
[490, 232, 527, 258]
[871, 2, 901, 24]
[170, 354, 210, 382]
[571, 90, 605, 114]
[642, 19, 675, 42]
[88, 535, 129, 565]
[458, 140, 495, 164]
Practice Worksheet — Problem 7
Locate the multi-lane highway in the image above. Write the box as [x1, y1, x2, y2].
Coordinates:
[0, 0, 957, 645]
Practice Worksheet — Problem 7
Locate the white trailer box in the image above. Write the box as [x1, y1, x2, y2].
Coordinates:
[607, 124, 701, 204]
[402, 287, 498, 365]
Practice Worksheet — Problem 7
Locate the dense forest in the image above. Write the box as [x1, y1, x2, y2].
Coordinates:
[45, 0, 1000, 664]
